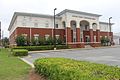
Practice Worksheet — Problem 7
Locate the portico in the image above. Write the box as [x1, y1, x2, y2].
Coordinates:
[58, 10, 101, 47]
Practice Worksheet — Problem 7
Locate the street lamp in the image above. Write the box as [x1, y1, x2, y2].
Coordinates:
[109, 17, 112, 45]
[54, 8, 57, 50]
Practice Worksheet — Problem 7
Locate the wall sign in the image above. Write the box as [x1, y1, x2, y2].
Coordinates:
[72, 15, 96, 20]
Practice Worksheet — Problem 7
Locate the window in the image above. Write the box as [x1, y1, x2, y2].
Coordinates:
[45, 21, 49, 27]
[34, 23, 38, 27]
[80, 24, 82, 26]
[23, 16, 27, 21]
[62, 21, 66, 28]
[45, 34, 50, 40]
[34, 34, 39, 40]
[56, 24, 58, 28]
[29, 17, 32, 21]
[80, 34, 83, 42]
[85, 25, 88, 30]
[22, 22, 26, 26]
[45, 23, 49, 27]
[55, 35, 60, 40]
[22, 34, 27, 39]
[94, 36, 96, 42]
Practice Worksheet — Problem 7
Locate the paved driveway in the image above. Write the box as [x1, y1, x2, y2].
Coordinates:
[22, 46, 120, 67]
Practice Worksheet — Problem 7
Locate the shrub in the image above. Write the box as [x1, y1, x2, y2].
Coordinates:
[44, 37, 54, 45]
[56, 45, 69, 49]
[12, 49, 28, 56]
[101, 37, 110, 46]
[56, 38, 62, 45]
[13, 45, 69, 51]
[16, 35, 26, 46]
[13, 46, 53, 51]
[31, 38, 40, 46]
[34, 58, 120, 80]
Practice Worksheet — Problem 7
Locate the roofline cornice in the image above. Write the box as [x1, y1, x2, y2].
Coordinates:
[57, 9, 102, 17]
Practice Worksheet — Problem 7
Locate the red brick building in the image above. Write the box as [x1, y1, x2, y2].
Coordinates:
[8, 9, 113, 48]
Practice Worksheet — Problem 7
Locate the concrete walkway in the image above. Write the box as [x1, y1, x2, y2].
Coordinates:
[21, 45, 120, 67]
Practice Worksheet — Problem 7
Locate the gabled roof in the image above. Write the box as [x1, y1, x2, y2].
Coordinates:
[8, 12, 61, 31]
[57, 9, 102, 17]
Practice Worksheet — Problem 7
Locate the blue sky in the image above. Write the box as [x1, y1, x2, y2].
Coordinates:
[0, 0, 120, 37]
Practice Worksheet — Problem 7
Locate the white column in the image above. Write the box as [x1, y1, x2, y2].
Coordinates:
[76, 21, 80, 28]
[97, 22, 100, 30]
[89, 23, 93, 29]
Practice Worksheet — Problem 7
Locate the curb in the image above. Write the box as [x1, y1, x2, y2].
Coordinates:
[28, 46, 120, 53]
[19, 57, 34, 68]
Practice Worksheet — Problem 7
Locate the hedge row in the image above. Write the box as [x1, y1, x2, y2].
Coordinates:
[12, 49, 28, 56]
[12, 45, 69, 51]
[34, 58, 120, 80]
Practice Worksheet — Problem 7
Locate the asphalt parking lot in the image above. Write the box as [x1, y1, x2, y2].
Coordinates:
[22, 46, 120, 67]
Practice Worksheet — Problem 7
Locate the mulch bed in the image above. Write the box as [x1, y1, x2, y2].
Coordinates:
[29, 69, 46, 80]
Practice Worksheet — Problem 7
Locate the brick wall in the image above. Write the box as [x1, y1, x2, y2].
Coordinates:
[9, 27, 65, 45]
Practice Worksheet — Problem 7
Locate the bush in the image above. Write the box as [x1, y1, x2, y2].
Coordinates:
[44, 37, 54, 45]
[34, 58, 120, 80]
[56, 45, 69, 49]
[101, 37, 110, 46]
[16, 35, 26, 46]
[13, 46, 53, 51]
[13, 45, 69, 51]
[12, 49, 28, 56]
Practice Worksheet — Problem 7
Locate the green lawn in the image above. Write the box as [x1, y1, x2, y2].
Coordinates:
[0, 48, 31, 80]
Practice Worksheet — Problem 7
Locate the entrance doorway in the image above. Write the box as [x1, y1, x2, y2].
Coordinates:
[85, 36, 90, 44]
[70, 20, 76, 42]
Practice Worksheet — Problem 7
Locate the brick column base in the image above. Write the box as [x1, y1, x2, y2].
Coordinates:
[96, 29, 100, 42]
[89, 29, 94, 42]
[76, 28, 80, 42]
[66, 27, 71, 43]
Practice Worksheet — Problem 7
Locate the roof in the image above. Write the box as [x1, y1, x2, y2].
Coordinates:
[99, 22, 114, 25]
[8, 12, 61, 31]
[57, 9, 102, 17]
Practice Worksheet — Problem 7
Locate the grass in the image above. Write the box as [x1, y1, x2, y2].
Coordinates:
[34, 58, 120, 80]
[0, 48, 31, 80]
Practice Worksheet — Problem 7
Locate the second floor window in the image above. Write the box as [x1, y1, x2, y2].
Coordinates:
[56, 24, 58, 28]
[22, 22, 26, 26]
[34, 23, 38, 27]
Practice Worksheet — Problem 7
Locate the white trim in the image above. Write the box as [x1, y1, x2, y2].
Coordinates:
[20, 57, 34, 68]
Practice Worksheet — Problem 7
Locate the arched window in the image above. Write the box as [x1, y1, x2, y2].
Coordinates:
[70, 20, 77, 32]
[80, 20, 89, 31]
[70, 20, 77, 42]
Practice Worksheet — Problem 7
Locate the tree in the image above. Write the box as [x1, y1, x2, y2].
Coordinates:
[16, 35, 26, 46]
[2, 37, 9, 48]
